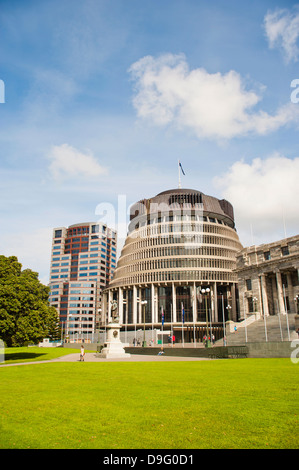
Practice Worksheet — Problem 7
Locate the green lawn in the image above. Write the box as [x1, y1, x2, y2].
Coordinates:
[0, 358, 298, 449]
[2, 346, 83, 364]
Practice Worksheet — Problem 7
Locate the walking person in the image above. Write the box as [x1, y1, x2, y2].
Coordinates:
[80, 344, 85, 362]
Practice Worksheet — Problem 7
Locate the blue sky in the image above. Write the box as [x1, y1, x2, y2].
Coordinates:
[0, 0, 299, 283]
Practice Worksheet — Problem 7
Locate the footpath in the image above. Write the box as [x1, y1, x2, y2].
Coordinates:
[0, 352, 212, 367]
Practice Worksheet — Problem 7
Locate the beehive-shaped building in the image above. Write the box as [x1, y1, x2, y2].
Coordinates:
[102, 188, 243, 341]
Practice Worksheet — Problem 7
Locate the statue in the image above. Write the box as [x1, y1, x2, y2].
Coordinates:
[110, 300, 119, 323]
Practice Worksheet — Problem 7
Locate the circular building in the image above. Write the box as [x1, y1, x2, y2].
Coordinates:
[102, 188, 243, 343]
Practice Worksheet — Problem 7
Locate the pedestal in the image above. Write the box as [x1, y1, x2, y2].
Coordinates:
[96, 323, 130, 358]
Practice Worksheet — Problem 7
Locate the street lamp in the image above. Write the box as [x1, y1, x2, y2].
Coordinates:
[226, 304, 232, 321]
[141, 300, 147, 347]
[201, 287, 211, 348]
[253, 297, 258, 313]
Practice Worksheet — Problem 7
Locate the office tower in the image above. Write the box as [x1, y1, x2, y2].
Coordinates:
[49, 222, 117, 342]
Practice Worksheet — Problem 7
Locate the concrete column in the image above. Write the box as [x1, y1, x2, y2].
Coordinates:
[118, 287, 123, 324]
[101, 292, 108, 326]
[231, 284, 237, 321]
[260, 274, 269, 316]
[107, 290, 112, 322]
[276, 271, 286, 314]
[133, 285, 137, 324]
[192, 282, 197, 323]
[239, 282, 247, 320]
[154, 285, 159, 324]
[213, 282, 218, 322]
[151, 283, 155, 324]
[271, 275, 278, 314]
[172, 283, 177, 323]
[286, 272, 295, 313]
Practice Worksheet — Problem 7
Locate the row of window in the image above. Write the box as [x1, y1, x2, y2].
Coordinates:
[125, 234, 240, 254]
[132, 214, 230, 227]
[116, 257, 236, 275]
[118, 245, 237, 267]
[111, 270, 237, 287]
[132, 223, 236, 240]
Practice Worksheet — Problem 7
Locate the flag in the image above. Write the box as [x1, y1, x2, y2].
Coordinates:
[161, 307, 164, 326]
[181, 302, 185, 323]
[179, 161, 185, 175]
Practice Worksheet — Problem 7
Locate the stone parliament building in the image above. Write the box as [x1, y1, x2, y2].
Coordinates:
[101, 187, 299, 343]
[236, 235, 299, 318]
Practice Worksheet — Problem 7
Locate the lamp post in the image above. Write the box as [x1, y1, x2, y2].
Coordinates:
[226, 304, 232, 321]
[253, 297, 258, 313]
[201, 287, 211, 347]
[141, 300, 147, 347]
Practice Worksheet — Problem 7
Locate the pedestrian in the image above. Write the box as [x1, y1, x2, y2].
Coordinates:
[80, 344, 85, 362]
[133, 337, 136, 347]
[167, 334, 172, 345]
[212, 334, 215, 345]
[172, 334, 175, 345]
[157, 347, 164, 355]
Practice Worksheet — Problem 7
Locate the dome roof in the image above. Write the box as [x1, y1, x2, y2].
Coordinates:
[129, 188, 235, 228]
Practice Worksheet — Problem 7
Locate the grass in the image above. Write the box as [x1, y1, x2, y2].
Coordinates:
[2, 346, 84, 364]
[0, 357, 298, 449]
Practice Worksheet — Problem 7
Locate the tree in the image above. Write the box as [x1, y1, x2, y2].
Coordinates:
[0, 255, 60, 346]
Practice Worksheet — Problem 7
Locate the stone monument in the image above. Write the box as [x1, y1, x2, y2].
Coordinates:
[96, 300, 131, 359]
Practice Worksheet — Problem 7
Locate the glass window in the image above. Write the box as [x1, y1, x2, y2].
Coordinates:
[281, 246, 289, 256]
[246, 279, 252, 291]
[264, 251, 271, 261]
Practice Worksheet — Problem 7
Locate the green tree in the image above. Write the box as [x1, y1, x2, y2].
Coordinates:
[0, 255, 60, 346]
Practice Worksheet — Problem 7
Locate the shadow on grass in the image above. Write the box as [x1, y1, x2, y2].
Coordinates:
[5, 352, 47, 362]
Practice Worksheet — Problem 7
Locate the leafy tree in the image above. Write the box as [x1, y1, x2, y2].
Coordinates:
[0, 255, 60, 346]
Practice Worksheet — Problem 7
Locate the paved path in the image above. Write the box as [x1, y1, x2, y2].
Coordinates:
[0, 352, 212, 367]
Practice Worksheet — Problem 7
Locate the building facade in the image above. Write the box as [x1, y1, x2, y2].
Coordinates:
[236, 234, 299, 319]
[49, 222, 117, 342]
[102, 188, 243, 342]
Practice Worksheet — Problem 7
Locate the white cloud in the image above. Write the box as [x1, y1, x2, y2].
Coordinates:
[264, 6, 299, 63]
[129, 54, 299, 140]
[214, 154, 299, 246]
[48, 143, 107, 181]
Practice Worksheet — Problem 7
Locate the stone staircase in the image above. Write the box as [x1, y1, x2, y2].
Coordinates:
[216, 314, 297, 346]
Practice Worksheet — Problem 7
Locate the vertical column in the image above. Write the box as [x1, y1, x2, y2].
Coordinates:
[151, 284, 155, 324]
[101, 292, 107, 325]
[231, 283, 237, 321]
[192, 282, 197, 323]
[154, 285, 159, 324]
[276, 270, 286, 314]
[118, 287, 123, 324]
[286, 272, 295, 313]
[172, 283, 177, 323]
[239, 281, 246, 320]
[260, 274, 269, 316]
[271, 276, 277, 314]
[133, 285, 137, 325]
[213, 282, 218, 322]
[107, 290, 112, 322]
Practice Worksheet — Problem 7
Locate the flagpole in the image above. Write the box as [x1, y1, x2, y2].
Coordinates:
[178, 160, 181, 189]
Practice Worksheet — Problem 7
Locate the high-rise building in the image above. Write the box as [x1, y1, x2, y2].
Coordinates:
[49, 222, 117, 342]
[102, 188, 243, 343]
